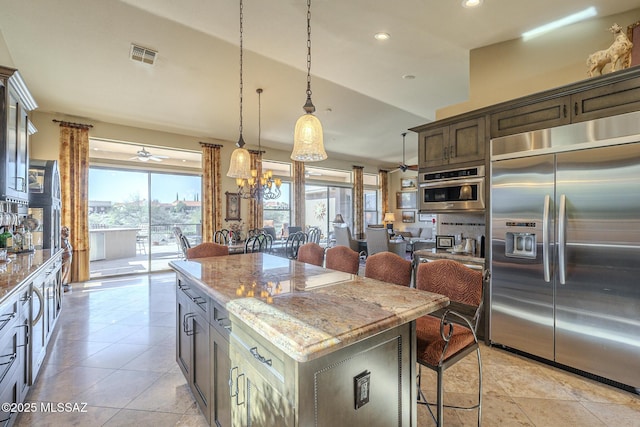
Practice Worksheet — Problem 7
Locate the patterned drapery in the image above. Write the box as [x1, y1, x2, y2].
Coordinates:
[58, 122, 91, 282]
[292, 161, 305, 228]
[353, 165, 364, 238]
[248, 150, 263, 230]
[200, 143, 223, 242]
[379, 169, 389, 216]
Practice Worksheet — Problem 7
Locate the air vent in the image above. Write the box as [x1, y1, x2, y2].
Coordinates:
[130, 44, 157, 65]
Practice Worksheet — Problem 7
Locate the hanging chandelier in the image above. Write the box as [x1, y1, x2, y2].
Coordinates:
[227, 0, 252, 180]
[291, 0, 327, 162]
[235, 88, 282, 200]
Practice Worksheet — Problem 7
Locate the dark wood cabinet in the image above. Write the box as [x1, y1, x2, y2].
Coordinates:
[176, 275, 231, 426]
[0, 66, 37, 205]
[418, 117, 485, 169]
[490, 96, 571, 138]
[490, 72, 640, 138]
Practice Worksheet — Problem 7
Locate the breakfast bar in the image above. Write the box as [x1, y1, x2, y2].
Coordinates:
[170, 253, 449, 427]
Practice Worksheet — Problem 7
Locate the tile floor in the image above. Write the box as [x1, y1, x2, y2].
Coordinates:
[15, 273, 640, 426]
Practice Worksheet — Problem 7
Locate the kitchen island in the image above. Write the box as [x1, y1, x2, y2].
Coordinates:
[170, 253, 449, 427]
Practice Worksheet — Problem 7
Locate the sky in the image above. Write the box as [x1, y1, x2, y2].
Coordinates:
[89, 168, 201, 203]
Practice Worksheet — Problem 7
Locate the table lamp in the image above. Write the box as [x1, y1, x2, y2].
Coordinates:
[333, 214, 345, 227]
[383, 212, 396, 234]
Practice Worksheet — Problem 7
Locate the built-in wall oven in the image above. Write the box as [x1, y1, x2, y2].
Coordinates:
[418, 165, 485, 212]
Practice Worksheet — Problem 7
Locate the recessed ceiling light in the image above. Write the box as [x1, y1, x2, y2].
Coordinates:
[461, 0, 483, 8]
[402, 74, 416, 80]
[374, 32, 390, 41]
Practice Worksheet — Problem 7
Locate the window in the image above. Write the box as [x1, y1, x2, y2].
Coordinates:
[306, 184, 352, 245]
[364, 173, 379, 226]
[263, 181, 291, 239]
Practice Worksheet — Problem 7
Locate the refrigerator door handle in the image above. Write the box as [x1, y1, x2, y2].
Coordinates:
[543, 194, 551, 282]
[558, 194, 567, 285]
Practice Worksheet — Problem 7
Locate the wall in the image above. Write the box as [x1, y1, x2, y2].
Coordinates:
[438, 7, 640, 119]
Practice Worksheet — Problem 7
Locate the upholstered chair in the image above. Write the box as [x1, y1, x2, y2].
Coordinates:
[333, 226, 360, 252]
[364, 251, 412, 286]
[325, 245, 360, 275]
[297, 242, 325, 267]
[186, 242, 229, 259]
[365, 227, 389, 256]
[414, 259, 484, 427]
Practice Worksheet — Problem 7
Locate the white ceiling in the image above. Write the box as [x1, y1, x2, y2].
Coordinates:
[1, 0, 638, 169]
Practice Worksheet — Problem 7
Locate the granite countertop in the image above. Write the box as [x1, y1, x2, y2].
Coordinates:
[0, 249, 60, 301]
[170, 253, 449, 362]
[413, 248, 485, 265]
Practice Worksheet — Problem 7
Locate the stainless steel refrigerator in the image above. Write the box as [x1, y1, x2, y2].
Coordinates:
[490, 111, 640, 390]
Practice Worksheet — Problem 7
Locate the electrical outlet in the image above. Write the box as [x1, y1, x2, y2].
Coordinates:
[354, 371, 371, 409]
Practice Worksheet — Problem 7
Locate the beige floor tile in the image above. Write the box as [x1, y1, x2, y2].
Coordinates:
[513, 397, 608, 427]
[581, 401, 640, 427]
[125, 371, 196, 414]
[103, 408, 183, 426]
[120, 345, 177, 373]
[494, 364, 576, 400]
[14, 404, 120, 427]
[44, 338, 112, 367]
[79, 369, 163, 408]
[176, 413, 210, 426]
[117, 325, 176, 347]
[26, 365, 115, 402]
[76, 342, 150, 369]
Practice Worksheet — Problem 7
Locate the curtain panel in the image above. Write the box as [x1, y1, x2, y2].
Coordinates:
[293, 161, 305, 228]
[200, 143, 223, 242]
[248, 150, 263, 230]
[353, 166, 364, 238]
[379, 170, 389, 216]
[58, 123, 90, 282]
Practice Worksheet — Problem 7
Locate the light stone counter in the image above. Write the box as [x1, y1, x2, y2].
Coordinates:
[0, 249, 60, 301]
[170, 253, 449, 362]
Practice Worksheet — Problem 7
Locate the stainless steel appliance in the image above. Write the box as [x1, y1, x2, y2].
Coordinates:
[418, 165, 484, 212]
[490, 111, 640, 390]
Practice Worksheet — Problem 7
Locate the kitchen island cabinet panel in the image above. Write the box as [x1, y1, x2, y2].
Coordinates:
[171, 253, 448, 426]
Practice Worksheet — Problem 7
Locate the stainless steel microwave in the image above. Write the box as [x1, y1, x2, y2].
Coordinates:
[418, 165, 485, 212]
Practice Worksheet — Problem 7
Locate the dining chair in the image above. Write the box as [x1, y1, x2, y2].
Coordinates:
[325, 245, 360, 274]
[296, 242, 325, 267]
[186, 242, 229, 259]
[333, 226, 359, 252]
[244, 233, 272, 253]
[306, 227, 321, 244]
[364, 251, 412, 286]
[414, 259, 484, 427]
[214, 229, 230, 245]
[284, 231, 307, 259]
[365, 227, 389, 257]
[173, 226, 191, 258]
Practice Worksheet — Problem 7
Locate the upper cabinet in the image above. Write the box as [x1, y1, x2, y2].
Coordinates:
[416, 117, 486, 169]
[491, 71, 640, 138]
[0, 66, 37, 205]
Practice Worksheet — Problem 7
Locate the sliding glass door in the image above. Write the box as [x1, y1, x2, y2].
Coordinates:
[305, 184, 352, 245]
[89, 167, 201, 278]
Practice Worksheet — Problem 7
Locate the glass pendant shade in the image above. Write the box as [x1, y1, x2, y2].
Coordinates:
[227, 141, 252, 179]
[291, 113, 327, 161]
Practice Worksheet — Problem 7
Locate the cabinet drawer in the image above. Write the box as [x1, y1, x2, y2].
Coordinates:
[231, 327, 285, 387]
[0, 324, 19, 390]
[572, 77, 640, 122]
[491, 96, 570, 138]
[0, 367, 20, 427]
[177, 278, 209, 316]
[0, 298, 19, 337]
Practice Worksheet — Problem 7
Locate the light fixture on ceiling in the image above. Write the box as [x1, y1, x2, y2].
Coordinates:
[227, 0, 252, 180]
[374, 32, 390, 41]
[522, 6, 597, 40]
[235, 88, 282, 200]
[461, 0, 483, 8]
[291, 0, 327, 162]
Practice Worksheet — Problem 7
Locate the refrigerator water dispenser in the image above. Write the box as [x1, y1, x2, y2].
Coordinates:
[505, 232, 536, 259]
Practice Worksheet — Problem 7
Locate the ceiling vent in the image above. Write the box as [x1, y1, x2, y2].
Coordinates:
[130, 44, 157, 65]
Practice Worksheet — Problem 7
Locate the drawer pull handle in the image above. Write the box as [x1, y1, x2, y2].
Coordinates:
[183, 313, 196, 336]
[192, 296, 206, 306]
[216, 318, 232, 331]
[250, 347, 272, 366]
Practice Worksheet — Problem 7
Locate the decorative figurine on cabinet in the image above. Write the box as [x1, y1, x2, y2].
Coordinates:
[61, 225, 72, 292]
[587, 23, 633, 77]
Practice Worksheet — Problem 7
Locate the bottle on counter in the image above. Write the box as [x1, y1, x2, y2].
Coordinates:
[23, 228, 33, 251]
[12, 226, 24, 252]
[0, 227, 13, 249]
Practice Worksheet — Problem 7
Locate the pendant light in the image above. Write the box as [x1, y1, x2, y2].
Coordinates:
[227, 0, 252, 179]
[291, 0, 327, 162]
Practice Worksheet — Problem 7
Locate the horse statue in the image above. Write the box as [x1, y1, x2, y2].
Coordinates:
[587, 23, 633, 77]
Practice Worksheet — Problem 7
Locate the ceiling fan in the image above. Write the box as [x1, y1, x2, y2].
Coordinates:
[391, 132, 418, 173]
[129, 147, 168, 162]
